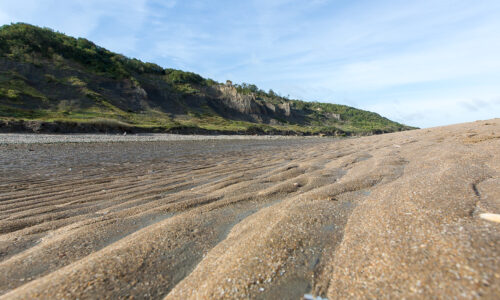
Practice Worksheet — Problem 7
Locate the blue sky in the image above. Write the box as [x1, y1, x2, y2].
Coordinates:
[1, 0, 499, 128]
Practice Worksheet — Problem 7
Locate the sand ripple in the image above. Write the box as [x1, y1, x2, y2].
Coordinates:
[0, 120, 499, 299]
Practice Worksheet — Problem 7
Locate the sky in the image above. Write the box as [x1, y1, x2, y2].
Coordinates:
[1, 0, 499, 128]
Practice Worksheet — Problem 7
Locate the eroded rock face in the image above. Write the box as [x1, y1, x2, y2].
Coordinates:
[117, 79, 149, 111]
[265, 102, 276, 112]
[216, 85, 264, 115]
[278, 102, 291, 117]
[213, 85, 295, 122]
[0, 119, 498, 299]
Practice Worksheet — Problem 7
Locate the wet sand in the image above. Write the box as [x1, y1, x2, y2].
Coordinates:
[0, 119, 499, 299]
[0, 133, 308, 145]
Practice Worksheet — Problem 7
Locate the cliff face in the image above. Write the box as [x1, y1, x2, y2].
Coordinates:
[213, 85, 293, 123]
[0, 23, 415, 135]
[217, 85, 260, 115]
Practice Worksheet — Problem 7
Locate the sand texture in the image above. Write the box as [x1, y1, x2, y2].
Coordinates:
[0, 119, 499, 299]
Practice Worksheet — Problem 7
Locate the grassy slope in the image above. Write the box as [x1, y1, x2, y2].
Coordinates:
[0, 23, 416, 135]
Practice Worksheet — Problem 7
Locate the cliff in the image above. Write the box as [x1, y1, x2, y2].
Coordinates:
[0, 23, 416, 135]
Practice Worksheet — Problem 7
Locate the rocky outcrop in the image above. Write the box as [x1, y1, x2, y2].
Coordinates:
[0, 54, 412, 134]
[216, 85, 264, 115]
[113, 79, 149, 111]
[0, 23, 415, 135]
[213, 85, 297, 122]
[278, 102, 291, 117]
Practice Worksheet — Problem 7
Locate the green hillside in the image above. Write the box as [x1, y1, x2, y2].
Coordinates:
[0, 23, 416, 135]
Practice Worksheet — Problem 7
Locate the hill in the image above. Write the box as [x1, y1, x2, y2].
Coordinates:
[0, 23, 415, 135]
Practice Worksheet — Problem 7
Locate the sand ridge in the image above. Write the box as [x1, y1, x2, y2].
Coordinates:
[0, 120, 499, 299]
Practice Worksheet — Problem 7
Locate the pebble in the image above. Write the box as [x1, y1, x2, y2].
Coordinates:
[303, 294, 328, 300]
[0, 133, 309, 145]
[479, 213, 500, 223]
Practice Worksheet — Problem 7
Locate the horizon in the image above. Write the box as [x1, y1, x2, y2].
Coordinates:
[1, 0, 499, 128]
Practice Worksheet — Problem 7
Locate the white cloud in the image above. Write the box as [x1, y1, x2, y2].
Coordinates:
[362, 89, 500, 128]
[1, 0, 499, 128]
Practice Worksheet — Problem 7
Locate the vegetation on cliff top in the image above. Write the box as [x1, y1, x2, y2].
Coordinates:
[0, 23, 416, 135]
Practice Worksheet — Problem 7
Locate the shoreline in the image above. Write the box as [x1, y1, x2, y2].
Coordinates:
[0, 133, 327, 145]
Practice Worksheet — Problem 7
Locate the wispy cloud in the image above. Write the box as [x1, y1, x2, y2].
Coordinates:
[364, 94, 500, 128]
[1, 0, 499, 127]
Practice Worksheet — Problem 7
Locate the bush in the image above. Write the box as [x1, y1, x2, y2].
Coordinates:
[0, 23, 165, 78]
[164, 69, 209, 85]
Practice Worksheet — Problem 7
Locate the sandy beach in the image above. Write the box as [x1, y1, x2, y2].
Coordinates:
[0, 119, 498, 299]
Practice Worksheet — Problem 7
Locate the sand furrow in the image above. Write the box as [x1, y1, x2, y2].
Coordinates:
[1, 122, 499, 299]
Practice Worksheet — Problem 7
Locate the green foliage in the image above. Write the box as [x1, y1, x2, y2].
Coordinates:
[205, 78, 218, 86]
[0, 23, 415, 135]
[0, 23, 164, 79]
[164, 69, 218, 87]
[174, 83, 200, 95]
[0, 105, 48, 119]
[0, 78, 47, 102]
[0, 88, 19, 99]
[66, 76, 86, 87]
[165, 69, 205, 85]
[234, 83, 261, 94]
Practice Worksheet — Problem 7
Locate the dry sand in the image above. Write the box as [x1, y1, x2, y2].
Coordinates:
[0, 119, 498, 299]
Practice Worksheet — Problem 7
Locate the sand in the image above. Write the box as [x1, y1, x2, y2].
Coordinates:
[0, 133, 306, 145]
[0, 119, 498, 299]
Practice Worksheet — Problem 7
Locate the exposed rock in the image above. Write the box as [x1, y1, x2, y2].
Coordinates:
[278, 102, 291, 117]
[326, 112, 341, 120]
[216, 85, 261, 115]
[264, 102, 276, 112]
[0, 24, 414, 135]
